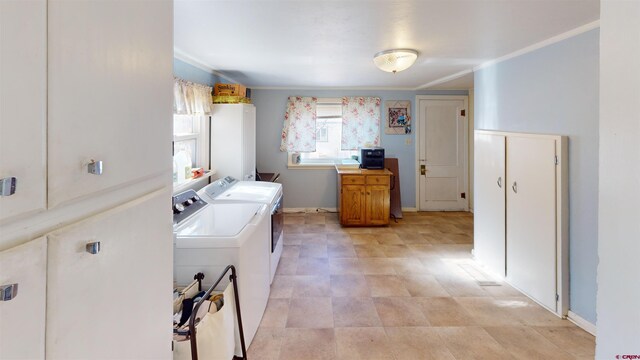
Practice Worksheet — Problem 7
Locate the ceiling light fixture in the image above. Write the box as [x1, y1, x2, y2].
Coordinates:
[373, 49, 418, 73]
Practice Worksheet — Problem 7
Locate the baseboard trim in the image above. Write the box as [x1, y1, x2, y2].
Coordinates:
[284, 207, 337, 213]
[567, 311, 597, 336]
[402, 207, 418, 212]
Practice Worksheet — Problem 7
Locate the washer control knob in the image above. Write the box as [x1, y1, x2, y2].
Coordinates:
[174, 203, 185, 213]
[185, 199, 194, 205]
[192, 196, 200, 202]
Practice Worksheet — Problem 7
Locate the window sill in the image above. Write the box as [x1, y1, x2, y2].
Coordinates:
[288, 159, 360, 170]
[172, 170, 215, 194]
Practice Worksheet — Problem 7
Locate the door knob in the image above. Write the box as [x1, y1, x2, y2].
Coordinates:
[420, 165, 426, 175]
[512, 182, 518, 193]
[497, 177, 502, 188]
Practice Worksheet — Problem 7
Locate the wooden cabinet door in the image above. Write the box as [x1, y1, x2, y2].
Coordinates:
[47, 0, 173, 208]
[506, 136, 558, 311]
[365, 184, 390, 225]
[473, 132, 506, 277]
[46, 192, 172, 359]
[341, 184, 365, 225]
[0, 237, 47, 359]
[0, 0, 46, 222]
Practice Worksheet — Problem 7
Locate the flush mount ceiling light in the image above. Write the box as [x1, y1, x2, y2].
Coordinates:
[373, 49, 418, 73]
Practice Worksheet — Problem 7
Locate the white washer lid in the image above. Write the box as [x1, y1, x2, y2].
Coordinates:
[214, 182, 282, 203]
[174, 202, 264, 237]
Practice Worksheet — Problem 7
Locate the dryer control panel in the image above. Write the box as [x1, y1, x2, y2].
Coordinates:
[204, 176, 239, 199]
[172, 190, 208, 225]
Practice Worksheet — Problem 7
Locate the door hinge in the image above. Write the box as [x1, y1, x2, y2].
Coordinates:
[554, 155, 559, 165]
[460, 109, 466, 116]
[461, 192, 466, 199]
[556, 294, 559, 302]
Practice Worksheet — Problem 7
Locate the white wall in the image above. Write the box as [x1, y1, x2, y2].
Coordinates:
[596, 0, 640, 357]
[474, 29, 599, 324]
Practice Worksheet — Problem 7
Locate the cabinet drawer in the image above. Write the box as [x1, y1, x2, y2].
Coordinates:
[342, 175, 365, 185]
[366, 175, 389, 185]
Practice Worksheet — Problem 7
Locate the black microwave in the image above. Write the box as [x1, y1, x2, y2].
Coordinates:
[360, 148, 385, 169]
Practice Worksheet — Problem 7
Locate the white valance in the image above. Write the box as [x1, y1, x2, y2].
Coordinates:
[173, 77, 213, 115]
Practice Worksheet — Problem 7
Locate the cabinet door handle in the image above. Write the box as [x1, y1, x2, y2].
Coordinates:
[0, 283, 18, 301]
[497, 177, 502, 188]
[88, 159, 103, 175]
[512, 181, 518, 193]
[86, 241, 101, 254]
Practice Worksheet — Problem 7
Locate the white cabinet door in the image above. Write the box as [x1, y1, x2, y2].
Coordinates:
[506, 136, 557, 311]
[0, 0, 46, 222]
[47, 0, 173, 208]
[46, 192, 173, 359]
[473, 133, 506, 277]
[211, 104, 257, 180]
[242, 105, 257, 180]
[0, 237, 47, 359]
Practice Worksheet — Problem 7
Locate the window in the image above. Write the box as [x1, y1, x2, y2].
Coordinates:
[173, 78, 212, 185]
[290, 99, 357, 167]
[173, 114, 209, 184]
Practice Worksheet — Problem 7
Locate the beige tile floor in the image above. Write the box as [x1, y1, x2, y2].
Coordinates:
[248, 212, 595, 360]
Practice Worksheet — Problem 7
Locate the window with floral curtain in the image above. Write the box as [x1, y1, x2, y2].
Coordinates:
[173, 78, 213, 184]
[280, 96, 318, 152]
[341, 97, 381, 150]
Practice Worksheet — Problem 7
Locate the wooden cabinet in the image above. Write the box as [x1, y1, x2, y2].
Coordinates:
[0, 238, 47, 359]
[47, 0, 173, 208]
[0, 0, 47, 222]
[473, 130, 568, 317]
[337, 168, 391, 226]
[46, 192, 172, 359]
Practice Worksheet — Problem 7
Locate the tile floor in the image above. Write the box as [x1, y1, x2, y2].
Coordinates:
[248, 212, 595, 360]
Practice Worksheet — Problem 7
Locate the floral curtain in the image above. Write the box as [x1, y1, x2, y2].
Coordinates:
[341, 97, 381, 150]
[173, 77, 213, 115]
[280, 96, 318, 152]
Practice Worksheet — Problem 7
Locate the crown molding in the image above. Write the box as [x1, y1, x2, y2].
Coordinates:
[173, 48, 241, 84]
[473, 20, 600, 72]
[416, 69, 474, 90]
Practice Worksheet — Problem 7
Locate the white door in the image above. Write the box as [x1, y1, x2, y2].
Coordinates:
[47, 0, 173, 208]
[418, 97, 468, 211]
[46, 192, 172, 359]
[0, 238, 47, 359]
[473, 132, 506, 277]
[506, 136, 557, 311]
[0, 0, 46, 222]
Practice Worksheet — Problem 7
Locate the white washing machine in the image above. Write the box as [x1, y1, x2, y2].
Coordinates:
[172, 190, 270, 352]
[198, 176, 283, 284]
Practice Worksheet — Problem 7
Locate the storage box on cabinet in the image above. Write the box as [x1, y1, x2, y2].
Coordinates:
[0, 238, 47, 359]
[473, 130, 568, 317]
[46, 192, 172, 359]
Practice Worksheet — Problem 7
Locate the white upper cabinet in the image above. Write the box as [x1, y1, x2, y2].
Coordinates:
[46, 192, 172, 359]
[47, 0, 173, 208]
[0, 0, 47, 222]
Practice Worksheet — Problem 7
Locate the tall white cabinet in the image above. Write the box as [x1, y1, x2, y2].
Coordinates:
[474, 130, 568, 317]
[0, 0, 173, 358]
[210, 104, 256, 181]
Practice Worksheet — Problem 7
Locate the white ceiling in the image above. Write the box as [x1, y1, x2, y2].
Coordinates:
[174, 0, 599, 90]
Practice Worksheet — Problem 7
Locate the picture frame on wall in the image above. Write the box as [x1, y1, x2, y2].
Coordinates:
[384, 100, 411, 134]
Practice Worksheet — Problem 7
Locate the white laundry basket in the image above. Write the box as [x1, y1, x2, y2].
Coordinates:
[172, 267, 246, 360]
